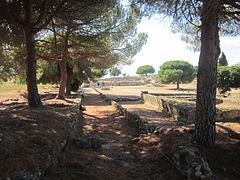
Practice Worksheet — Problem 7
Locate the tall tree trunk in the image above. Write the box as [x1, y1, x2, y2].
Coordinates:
[66, 63, 73, 96]
[195, 0, 221, 147]
[66, 80, 71, 95]
[57, 61, 67, 99]
[23, 0, 42, 107]
[56, 31, 70, 99]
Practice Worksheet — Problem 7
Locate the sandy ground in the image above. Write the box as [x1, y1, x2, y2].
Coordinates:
[43, 89, 184, 180]
[98, 84, 196, 98]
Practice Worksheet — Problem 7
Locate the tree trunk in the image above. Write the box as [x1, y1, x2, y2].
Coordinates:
[195, 0, 221, 147]
[56, 30, 70, 99]
[66, 77, 71, 96]
[57, 61, 67, 99]
[66, 63, 73, 96]
[176, 82, 179, 90]
[23, 0, 42, 107]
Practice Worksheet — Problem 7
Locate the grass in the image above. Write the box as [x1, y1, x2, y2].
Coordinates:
[0, 83, 54, 93]
[0, 83, 26, 92]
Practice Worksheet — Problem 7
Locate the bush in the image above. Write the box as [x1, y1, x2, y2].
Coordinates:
[217, 65, 240, 93]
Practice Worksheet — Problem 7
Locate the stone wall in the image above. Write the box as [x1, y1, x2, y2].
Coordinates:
[142, 93, 196, 125]
[141, 94, 163, 110]
[142, 93, 240, 124]
[111, 100, 213, 179]
[111, 101, 153, 134]
[167, 100, 196, 125]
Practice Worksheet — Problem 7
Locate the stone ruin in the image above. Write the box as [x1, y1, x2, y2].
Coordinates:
[140, 92, 239, 125]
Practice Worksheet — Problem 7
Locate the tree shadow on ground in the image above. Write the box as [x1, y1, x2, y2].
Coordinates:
[199, 125, 240, 180]
[0, 101, 28, 111]
[107, 95, 141, 100]
[202, 146, 240, 180]
[216, 110, 240, 123]
[41, 93, 57, 100]
[156, 126, 240, 179]
[47, 103, 72, 108]
[0, 98, 80, 179]
[82, 95, 111, 106]
[216, 124, 240, 140]
[118, 101, 143, 105]
[60, 110, 185, 180]
[166, 88, 196, 92]
[65, 93, 79, 99]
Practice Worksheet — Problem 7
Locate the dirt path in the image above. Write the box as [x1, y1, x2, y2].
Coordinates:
[43, 89, 183, 180]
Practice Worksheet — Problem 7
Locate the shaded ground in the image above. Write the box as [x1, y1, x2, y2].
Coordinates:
[43, 89, 184, 180]
[119, 102, 240, 179]
[0, 85, 239, 179]
[0, 88, 81, 179]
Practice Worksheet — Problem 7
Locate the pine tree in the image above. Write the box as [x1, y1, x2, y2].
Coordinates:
[219, 52, 228, 66]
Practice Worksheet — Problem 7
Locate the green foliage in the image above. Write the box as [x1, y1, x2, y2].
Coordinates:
[158, 69, 183, 83]
[136, 65, 155, 75]
[134, 0, 240, 51]
[15, 78, 26, 84]
[158, 60, 195, 88]
[38, 61, 59, 84]
[38, 57, 110, 86]
[217, 65, 240, 93]
[218, 52, 228, 66]
[0, 58, 14, 82]
[0, 1, 148, 88]
[0, 47, 21, 82]
[171, 22, 201, 52]
[109, 67, 121, 77]
[36, 2, 147, 89]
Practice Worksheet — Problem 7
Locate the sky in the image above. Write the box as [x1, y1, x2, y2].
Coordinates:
[120, 15, 240, 76]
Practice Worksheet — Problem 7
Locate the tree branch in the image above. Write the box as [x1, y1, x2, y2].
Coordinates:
[33, 0, 47, 26]
[33, 0, 67, 33]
